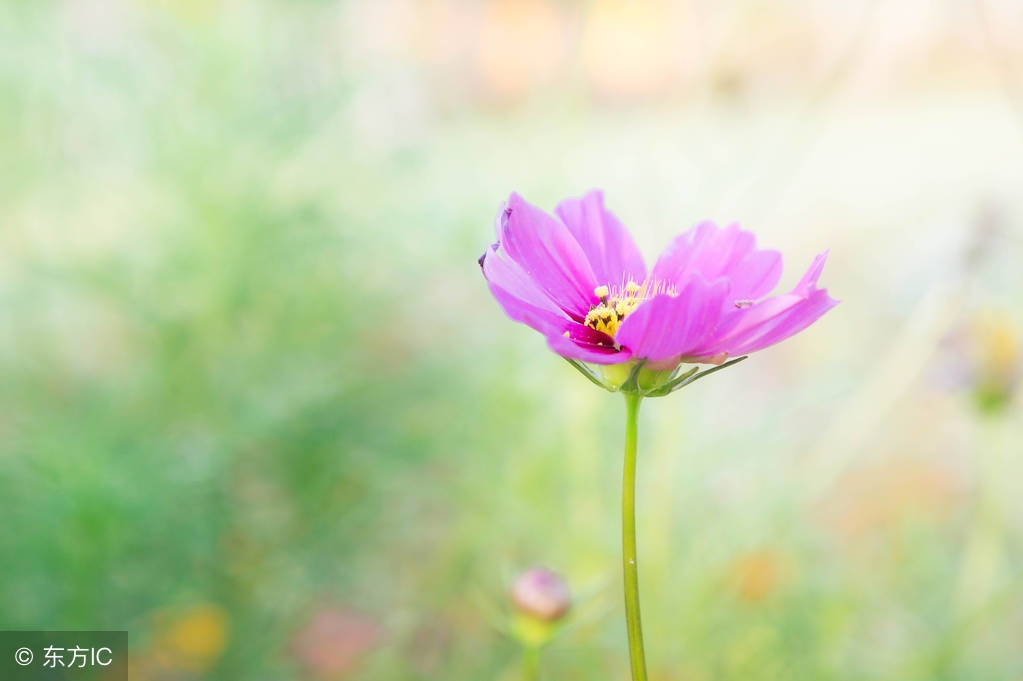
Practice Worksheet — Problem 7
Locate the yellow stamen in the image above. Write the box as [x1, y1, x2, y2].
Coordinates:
[583, 279, 676, 340]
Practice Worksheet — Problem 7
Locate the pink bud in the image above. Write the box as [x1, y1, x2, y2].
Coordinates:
[511, 568, 571, 622]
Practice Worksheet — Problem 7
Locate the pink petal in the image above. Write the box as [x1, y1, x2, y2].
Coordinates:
[497, 193, 599, 318]
[554, 190, 647, 286]
[615, 276, 730, 362]
[693, 252, 837, 357]
[793, 250, 829, 295]
[650, 222, 782, 301]
[483, 247, 628, 361]
[546, 326, 630, 365]
[728, 248, 783, 301]
[486, 281, 573, 339]
[725, 288, 838, 355]
[481, 245, 573, 336]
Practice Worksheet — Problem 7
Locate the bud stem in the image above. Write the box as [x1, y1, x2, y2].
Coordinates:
[622, 392, 647, 681]
[521, 645, 540, 681]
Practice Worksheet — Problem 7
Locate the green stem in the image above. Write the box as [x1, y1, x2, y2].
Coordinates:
[522, 645, 540, 681]
[955, 417, 1008, 614]
[622, 393, 647, 681]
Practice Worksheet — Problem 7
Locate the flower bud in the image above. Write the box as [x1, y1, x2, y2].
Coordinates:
[511, 567, 571, 622]
[971, 313, 1020, 413]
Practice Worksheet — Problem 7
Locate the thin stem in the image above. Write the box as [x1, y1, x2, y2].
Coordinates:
[522, 645, 540, 681]
[955, 416, 1009, 614]
[622, 392, 647, 681]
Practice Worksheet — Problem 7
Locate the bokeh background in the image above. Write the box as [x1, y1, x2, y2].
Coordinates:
[2, 0, 1023, 679]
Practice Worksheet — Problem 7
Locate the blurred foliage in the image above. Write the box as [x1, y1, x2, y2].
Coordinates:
[1, 1, 1023, 680]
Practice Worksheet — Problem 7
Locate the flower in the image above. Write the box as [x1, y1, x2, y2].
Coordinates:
[479, 190, 837, 378]
[289, 607, 383, 679]
[507, 567, 571, 649]
[510, 567, 572, 622]
[129, 603, 229, 679]
[727, 548, 790, 604]
[970, 312, 1019, 412]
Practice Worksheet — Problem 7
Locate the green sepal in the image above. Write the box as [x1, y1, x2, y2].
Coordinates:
[564, 351, 748, 394]
[565, 355, 749, 396]
[645, 355, 748, 397]
[564, 358, 614, 392]
[619, 358, 648, 394]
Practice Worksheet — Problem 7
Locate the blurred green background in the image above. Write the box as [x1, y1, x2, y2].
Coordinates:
[2, 1, 1023, 679]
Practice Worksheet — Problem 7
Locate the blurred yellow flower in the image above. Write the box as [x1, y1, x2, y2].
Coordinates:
[970, 311, 1021, 412]
[727, 548, 789, 604]
[152, 603, 229, 674]
[580, 1, 678, 99]
[477, 0, 565, 100]
[821, 460, 961, 540]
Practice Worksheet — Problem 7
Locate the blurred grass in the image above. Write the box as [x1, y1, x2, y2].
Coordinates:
[2, 1, 1023, 680]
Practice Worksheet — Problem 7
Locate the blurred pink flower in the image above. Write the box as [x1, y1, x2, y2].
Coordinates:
[511, 567, 571, 622]
[290, 608, 383, 679]
[480, 190, 837, 369]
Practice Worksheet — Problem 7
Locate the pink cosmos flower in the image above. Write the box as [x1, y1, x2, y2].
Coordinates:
[511, 567, 572, 622]
[479, 190, 837, 371]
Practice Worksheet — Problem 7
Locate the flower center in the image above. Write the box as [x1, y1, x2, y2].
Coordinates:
[584, 282, 641, 337]
[583, 280, 676, 339]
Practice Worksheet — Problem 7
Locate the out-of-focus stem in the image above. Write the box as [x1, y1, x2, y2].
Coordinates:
[956, 416, 1009, 614]
[521, 645, 540, 681]
[622, 393, 647, 681]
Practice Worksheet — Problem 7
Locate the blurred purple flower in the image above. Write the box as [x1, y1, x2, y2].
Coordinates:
[480, 190, 837, 369]
[511, 567, 571, 622]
